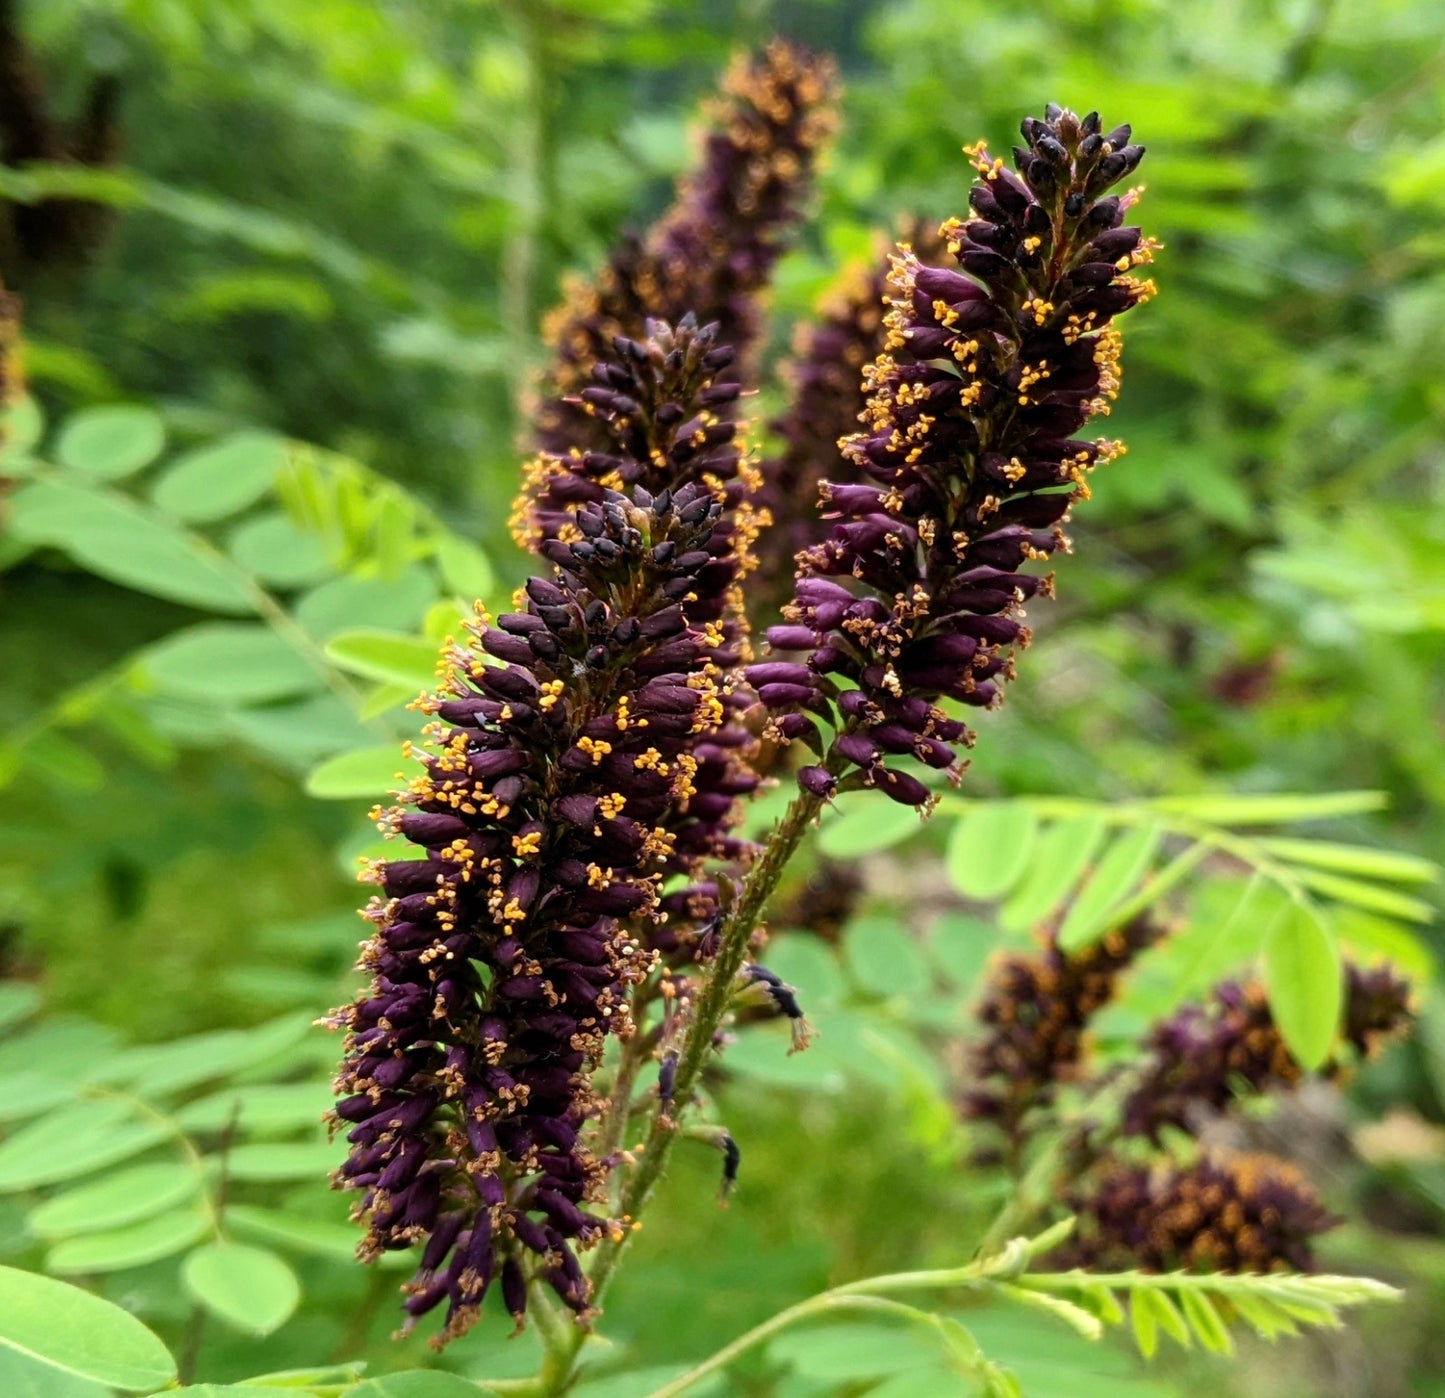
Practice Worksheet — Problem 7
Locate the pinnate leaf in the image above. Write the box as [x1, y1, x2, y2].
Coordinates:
[817, 797, 924, 858]
[324, 629, 440, 689]
[151, 431, 286, 523]
[139, 623, 320, 704]
[47, 1209, 208, 1274]
[0, 1100, 169, 1192]
[1000, 816, 1106, 931]
[1058, 825, 1164, 951]
[6, 478, 255, 612]
[306, 743, 414, 799]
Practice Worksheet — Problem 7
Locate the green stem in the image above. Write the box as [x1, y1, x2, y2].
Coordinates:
[81, 1086, 225, 1239]
[535, 764, 843, 1393]
[975, 1070, 1141, 1255]
[637, 1223, 1073, 1398]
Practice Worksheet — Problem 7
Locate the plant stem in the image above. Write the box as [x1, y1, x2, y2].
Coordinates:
[535, 768, 840, 1392]
[975, 1069, 1142, 1255]
[636, 1223, 1070, 1398]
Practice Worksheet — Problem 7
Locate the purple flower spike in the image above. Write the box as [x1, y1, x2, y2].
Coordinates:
[332, 330, 762, 1342]
[749, 106, 1158, 800]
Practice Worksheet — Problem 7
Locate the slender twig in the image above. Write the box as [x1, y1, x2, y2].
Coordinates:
[974, 1069, 1144, 1255]
[635, 1221, 1076, 1398]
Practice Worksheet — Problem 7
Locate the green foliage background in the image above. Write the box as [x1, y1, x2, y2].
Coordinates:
[1, 0, 1443, 1395]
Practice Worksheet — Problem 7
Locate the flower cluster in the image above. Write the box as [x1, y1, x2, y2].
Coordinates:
[513, 316, 764, 959]
[1058, 1153, 1337, 1274]
[752, 220, 945, 620]
[962, 914, 1163, 1149]
[332, 335, 757, 1342]
[1122, 963, 1414, 1143]
[521, 39, 837, 471]
[749, 106, 1156, 806]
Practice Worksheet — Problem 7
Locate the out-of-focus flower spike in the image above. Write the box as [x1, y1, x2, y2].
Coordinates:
[1056, 1152, 1338, 1274]
[516, 39, 839, 527]
[1122, 961, 1414, 1143]
[963, 914, 1164, 1150]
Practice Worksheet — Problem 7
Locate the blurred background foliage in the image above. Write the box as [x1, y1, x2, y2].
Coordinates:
[1, 0, 1443, 1394]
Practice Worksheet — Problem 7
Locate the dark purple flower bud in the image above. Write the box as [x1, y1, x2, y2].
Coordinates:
[798, 766, 837, 800]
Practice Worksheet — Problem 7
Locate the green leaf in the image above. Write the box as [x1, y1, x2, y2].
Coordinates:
[0, 982, 40, 1032]
[182, 1242, 300, 1335]
[843, 916, 932, 998]
[0, 1101, 170, 1192]
[47, 1209, 208, 1274]
[103, 1014, 314, 1097]
[305, 743, 413, 799]
[1147, 1290, 1191, 1349]
[6, 478, 255, 612]
[150, 431, 287, 523]
[348, 1374, 496, 1398]
[0, 1263, 176, 1391]
[1285, 867, 1435, 923]
[1129, 1294, 1158, 1359]
[176, 1082, 329, 1135]
[1166, 876, 1286, 1003]
[1147, 791, 1387, 825]
[1057, 825, 1165, 951]
[995, 1284, 1103, 1340]
[0, 1018, 121, 1079]
[817, 797, 925, 859]
[226, 1204, 411, 1267]
[432, 533, 494, 600]
[226, 693, 374, 766]
[769, 1321, 943, 1379]
[28, 1163, 201, 1239]
[1222, 1289, 1298, 1340]
[55, 405, 165, 480]
[224, 1141, 345, 1182]
[1335, 908, 1435, 984]
[0, 1073, 79, 1124]
[762, 935, 845, 1007]
[0, 1347, 111, 1398]
[293, 567, 438, 641]
[1178, 1289, 1234, 1355]
[324, 629, 440, 689]
[236, 1364, 365, 1389]
[228, 511, 333, 589]
[946, 804, 1039, 901]
[1000, 817, 1107, 932]
[1263, 903, 1342, 1071]
[139, 623, 321, 705]
[1257, 837, 1437, 885]
[171, 1388, 297, 1397]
